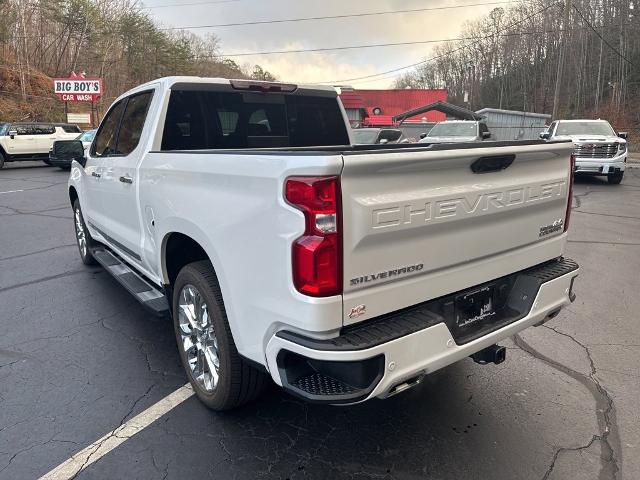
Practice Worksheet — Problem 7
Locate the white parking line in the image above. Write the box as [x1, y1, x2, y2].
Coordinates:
[40, 384, 194, 480]
[0, 189, 24, 194]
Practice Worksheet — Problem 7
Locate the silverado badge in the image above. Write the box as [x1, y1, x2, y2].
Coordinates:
[539, 219, 564, 237]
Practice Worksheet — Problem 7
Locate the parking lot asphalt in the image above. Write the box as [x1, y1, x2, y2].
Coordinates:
[1, 162, 639, 480]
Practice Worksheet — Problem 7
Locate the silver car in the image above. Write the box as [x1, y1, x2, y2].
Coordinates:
[419, 120, 492, 144]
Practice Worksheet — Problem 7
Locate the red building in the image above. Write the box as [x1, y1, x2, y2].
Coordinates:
[338, 87, 448, 127]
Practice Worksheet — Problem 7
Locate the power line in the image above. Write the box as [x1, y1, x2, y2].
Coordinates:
[161, 1, 523, 30]
[1, 26, 566, 80]
[0, 2, 561, 86]
[221, 29, 567, 57]
[317, 0, 562, 85]
[572, 4, 635, 66]
[143, 0, 240, 9]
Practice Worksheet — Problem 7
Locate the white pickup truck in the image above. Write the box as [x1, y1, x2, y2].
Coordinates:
[66, 77, 579, 410]
[540, 119, 628, 184]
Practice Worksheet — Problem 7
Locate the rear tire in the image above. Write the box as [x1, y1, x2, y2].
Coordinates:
[172, 261, 268, 411]
[72, 199, 98, 265]
[607, 171, 624, 184]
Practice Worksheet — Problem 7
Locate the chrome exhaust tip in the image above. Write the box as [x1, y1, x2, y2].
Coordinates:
[387, 373, 425, 397]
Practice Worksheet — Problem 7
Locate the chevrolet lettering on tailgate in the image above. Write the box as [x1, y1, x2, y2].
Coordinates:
[372, 180, 566, 229]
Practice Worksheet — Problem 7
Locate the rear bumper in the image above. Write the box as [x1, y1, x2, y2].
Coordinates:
[265, 258, 579, 404]
[575, 153, 626, 174]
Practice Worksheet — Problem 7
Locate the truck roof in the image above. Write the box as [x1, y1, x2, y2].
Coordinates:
[115, 76, 338, 104]
[557, 119, 610, 123]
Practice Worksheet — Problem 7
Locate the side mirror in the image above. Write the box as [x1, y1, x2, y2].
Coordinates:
[419, 132, 427, 139]
[378, 138, 389, 145]
[53, 140, 86, 167]
[481, 131, 492, 140]
[618, 132, 628, 139]
[539, 132, 550, 140]
[8, 129, 17, 139]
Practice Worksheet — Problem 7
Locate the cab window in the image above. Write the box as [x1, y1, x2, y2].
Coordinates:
[92, 101, 126, 157]
[161, 90, 349, 150]
[115, 91, 153, 156]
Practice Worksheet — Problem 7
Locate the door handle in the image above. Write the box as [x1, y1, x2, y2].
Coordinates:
[119, 175, 133, 184]
[91, 171, 101, 178]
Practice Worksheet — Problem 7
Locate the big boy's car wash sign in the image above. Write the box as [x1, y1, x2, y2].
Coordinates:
[54, 72, 102, 102]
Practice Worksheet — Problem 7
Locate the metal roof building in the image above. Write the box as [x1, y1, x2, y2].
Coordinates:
[475, 108, 551, 141]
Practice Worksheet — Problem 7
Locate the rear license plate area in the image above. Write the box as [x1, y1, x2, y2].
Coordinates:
[455, 286, 496, 328]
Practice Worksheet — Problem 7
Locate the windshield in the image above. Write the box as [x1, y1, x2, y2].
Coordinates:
[0, 123, 8, 136]
[556, 121, 615, 136]
[77, 130, 97, 142]
[351, 129, 380, 144]
[428, 123, 477, 137]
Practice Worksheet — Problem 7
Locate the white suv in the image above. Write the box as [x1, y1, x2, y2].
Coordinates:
[0, 123, 81, 168]
[541, 119, 628, 184]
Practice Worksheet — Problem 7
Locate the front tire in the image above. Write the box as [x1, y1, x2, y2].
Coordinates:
[173, 261, 268, 410]
[607, 171, 624, 184]
[0, 151, 5, 169]
[73, 199, 97, 265]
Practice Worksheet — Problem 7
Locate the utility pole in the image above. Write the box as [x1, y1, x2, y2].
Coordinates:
[552, 0, 571, 120]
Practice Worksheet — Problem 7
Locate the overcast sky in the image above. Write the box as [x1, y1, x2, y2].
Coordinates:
[143, 0, 503, 88]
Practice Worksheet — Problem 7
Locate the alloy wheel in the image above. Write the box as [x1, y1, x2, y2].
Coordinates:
[178, 284, 220, 392]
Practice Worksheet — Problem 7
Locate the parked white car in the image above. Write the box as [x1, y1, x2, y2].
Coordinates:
[65, 77, 579, 410]
[0, 122, 81, 168]
[419, 120, 492, 143]
[540, 119, 627, 184]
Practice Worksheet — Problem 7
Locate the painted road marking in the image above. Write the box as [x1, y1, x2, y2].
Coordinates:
[0, 189, 24, 194]
[39, 384, 194, 480]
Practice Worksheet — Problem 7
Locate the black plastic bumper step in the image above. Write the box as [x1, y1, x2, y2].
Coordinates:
[277, 351, 385, 404]
[292, 372, 358, 396]
[91, 248, 169, 316]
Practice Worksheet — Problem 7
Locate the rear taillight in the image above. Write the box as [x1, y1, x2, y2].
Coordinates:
[285, 176, 342, 297]
[564, 154, 575, 232]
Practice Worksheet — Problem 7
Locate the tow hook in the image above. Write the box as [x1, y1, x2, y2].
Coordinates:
[470, 344, 506, 365]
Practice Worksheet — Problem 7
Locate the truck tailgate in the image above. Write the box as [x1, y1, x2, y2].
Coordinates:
[340, 141, 573, 325]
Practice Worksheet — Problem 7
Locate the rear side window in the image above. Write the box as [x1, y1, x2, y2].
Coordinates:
[116, 92, 153, 156]
[92, 100, 125, 157]
[16, 125, 55, 135]
[161, 90, 349, 150]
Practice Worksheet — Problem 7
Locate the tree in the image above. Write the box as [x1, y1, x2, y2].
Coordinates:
[0, 0, 276, 112]
[251, 64, 276, 81]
